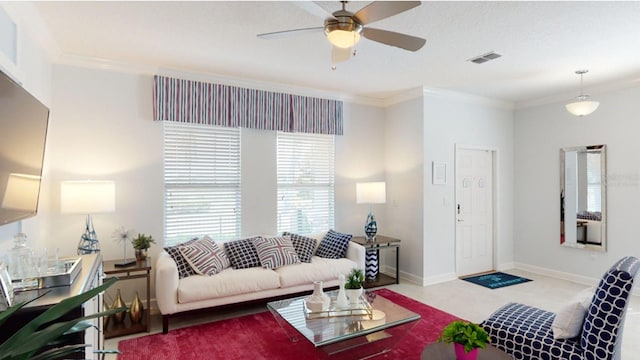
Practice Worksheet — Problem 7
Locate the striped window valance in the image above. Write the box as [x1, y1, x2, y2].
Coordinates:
[153, 75, 343, 135]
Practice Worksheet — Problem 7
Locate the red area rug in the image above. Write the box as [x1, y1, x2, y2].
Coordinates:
[117, 289, 459, 360]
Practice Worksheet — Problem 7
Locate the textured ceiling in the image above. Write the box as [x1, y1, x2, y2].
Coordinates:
[29, 1, 640, 104]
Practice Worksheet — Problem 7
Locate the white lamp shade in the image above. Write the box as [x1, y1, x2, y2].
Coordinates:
[566, 100, 600, 117]
[60, 180, 116, 214]
[1, 173, 41, 211]
[356, 182, 386, 204]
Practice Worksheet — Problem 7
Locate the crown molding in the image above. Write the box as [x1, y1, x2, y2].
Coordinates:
[516, 75, 640, 110]
[422, 86, 515, 111]
[382, 87, 425, 107]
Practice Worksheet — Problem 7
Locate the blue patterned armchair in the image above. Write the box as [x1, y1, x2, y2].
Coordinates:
[481, 256, 639, 360]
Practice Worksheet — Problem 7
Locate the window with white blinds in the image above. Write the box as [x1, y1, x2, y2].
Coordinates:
[277, 132, 335, 234]
[163, 122, 241, 246]
[586, 152, 602, 212]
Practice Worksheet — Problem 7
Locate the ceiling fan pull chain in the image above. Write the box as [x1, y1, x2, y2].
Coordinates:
[331, 47, 337, 71]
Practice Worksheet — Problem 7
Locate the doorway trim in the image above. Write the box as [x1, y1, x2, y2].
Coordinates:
[454, 144, 500, 276]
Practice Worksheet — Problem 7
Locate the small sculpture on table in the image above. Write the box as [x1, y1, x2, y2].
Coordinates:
[112, 226, 136, 267]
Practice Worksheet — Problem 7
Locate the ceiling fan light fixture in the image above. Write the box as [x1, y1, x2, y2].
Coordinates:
[566, 70, 599, 117]
[565, 97, 600, 117]
[327, 29, 361, 48]
[324, 14, 363, 49]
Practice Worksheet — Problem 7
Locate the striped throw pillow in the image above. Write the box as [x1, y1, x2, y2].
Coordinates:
[252, 235, 300, 270]
[179, 236, 230, 276]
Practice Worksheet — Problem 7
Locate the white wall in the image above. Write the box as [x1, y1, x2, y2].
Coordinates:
[336, 102, 387, 236]
[423, 90, 515, 284]
[0, 3, 53, 257]
[11, 63, 386, 304]
[514, 85, 640, 280]
[384, 97, 424, 284]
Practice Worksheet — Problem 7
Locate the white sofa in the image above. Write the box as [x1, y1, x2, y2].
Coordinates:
[156, 235, 366, 333]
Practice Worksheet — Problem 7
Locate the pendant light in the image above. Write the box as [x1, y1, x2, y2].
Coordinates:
[565, 70, 600, 117]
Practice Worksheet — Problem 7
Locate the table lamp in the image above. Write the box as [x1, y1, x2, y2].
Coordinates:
[356, 182, 386, 241]
[61, 180, 115, 255]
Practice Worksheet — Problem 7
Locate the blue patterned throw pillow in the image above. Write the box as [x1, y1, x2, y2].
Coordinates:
[282, 232, 317, 263]
[315, 230, 352, 259]
[224, 237, 262, 269]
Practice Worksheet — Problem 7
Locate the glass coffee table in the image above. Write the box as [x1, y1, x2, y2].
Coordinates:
[267, 290, 420, 359]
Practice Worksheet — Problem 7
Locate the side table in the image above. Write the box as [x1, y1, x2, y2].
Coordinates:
[351, 235, 400, 288]
[103, 258, 151, 339]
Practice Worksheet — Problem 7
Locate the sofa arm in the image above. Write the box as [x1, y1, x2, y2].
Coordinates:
[155, 252, 179, 315]
[346, 241, 366, 271]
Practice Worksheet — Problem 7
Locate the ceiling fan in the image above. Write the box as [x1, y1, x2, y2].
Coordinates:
[257, 1, 426, 67]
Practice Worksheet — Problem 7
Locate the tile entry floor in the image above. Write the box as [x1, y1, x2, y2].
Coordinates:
[105, 269, 640, 359]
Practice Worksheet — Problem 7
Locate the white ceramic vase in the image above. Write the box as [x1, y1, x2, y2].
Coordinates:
[306, 280, 330, 312]
[335, 274, 349, 309]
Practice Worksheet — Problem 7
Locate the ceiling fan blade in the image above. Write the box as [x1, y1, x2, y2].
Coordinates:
[332, 46, 351, 64]
[257, 27, 324, 40]
[354, 1, 421, 25]
[294, 1, 335, 20]
[362, 27, 426, 51]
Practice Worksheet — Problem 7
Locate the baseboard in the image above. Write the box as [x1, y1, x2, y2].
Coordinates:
[514, 262, 600, 286]
[377, 264, 420, 286]
[514, 261, 640, 297]
[497, 262, 515, 271]
[422, 272, 457, 286]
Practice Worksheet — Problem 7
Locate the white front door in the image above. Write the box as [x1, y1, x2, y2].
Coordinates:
[455, 148, 494, 276]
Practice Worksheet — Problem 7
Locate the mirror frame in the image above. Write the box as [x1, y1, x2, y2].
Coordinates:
[560, 144, 607, 251]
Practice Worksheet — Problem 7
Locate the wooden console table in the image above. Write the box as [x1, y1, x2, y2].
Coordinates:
[103, 258, 151, 338]
[351, 235, 400, 288]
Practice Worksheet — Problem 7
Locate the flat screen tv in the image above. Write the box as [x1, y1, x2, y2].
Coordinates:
[0, 70, 49, 225]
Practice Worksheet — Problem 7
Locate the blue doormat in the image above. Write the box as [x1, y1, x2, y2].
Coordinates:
[461, 272, 532, 289]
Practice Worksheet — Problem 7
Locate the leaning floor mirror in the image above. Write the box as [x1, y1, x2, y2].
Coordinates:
[560, 145, 607, 251]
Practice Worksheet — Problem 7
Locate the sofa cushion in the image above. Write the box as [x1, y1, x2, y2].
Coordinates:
[315, 229, 352, 259]
[179, 236, 230, 276]
[224, 237, 261, 269]
[164, 238, 198, 279]
[551, 288, 594, 339]
[276, 256, 357, 288]
[177, 267, 281, 304]
[252, 236, 300, 270]
[282, 232, 317, 263]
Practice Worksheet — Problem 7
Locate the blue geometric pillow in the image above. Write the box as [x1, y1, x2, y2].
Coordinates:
[224, 237, 261, 269]
[282, 232, 317, 263]
[315, 230, 352, 259]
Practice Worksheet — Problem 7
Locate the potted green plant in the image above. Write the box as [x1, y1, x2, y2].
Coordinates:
[0, 277, 125, 359]
[438, 320, 490, 360]
[132, 233, 155, 261]
[344, 268, 365, 304]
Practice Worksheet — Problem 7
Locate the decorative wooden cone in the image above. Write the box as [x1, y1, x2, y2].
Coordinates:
[129, 291, 144, 324]
[112, 289, 126, 323]
[104, 299, 111, 329]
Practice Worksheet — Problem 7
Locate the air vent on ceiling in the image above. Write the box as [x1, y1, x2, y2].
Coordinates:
[469, 51, 502, 64]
